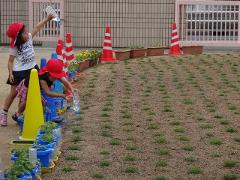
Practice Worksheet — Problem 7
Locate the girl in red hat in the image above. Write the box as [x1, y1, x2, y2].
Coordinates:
[39, 59, 73, 99]
[0, 15, 54, 126]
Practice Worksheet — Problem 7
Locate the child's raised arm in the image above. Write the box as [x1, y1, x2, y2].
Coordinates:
[31, 15, 54, 38]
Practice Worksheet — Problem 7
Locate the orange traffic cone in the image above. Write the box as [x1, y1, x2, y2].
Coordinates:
[65, 33, 74, 61]
[101, 24, 117, 63]
[169, 22, 182, 56]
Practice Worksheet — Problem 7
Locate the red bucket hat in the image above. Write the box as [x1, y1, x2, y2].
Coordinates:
[6, 22, 24, 48]
[39, 59, 66, 79]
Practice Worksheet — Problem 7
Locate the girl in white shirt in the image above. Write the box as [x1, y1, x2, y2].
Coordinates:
[0, 15, 53, 126]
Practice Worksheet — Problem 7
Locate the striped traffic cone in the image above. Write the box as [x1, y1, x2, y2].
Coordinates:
[65, 33, 74, 61]
[56, 43, 68, 75]
[101, 24, 117, 63]
[169, 22, 182, 56]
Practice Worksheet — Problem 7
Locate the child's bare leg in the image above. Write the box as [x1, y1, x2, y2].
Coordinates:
[3, 85, 17, 111]
[17, 100, 26, 115]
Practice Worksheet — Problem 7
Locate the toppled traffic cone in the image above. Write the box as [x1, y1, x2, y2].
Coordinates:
[101, 24, 117, 63]
[169, 22, 182, 56]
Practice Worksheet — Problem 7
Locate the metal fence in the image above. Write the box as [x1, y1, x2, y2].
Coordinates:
[64, 0, 175, 48]
[0, 0, 29, 46]
[176, 0, 240, 46]
[0, 0, 175, 48]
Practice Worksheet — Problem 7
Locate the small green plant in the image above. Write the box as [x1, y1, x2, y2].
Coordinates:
[72, 127, 82, 134]
[40, 121, 57, 133]
[109, 138, 122, 145]
[101, 130, 112, 137]
[225, 127, 238, 133]
[158, 149, 169, 156]
[183, 99, 193, 105]
[223, 160, 239, 168]
[65, 155, 80, 161]
[101, 112, 111, 117]
[182, 145, 194, 151]
[93, 173, 104, 179]
[188, 166, 203, 174]
[11, 148, 29, 158]
[177, 136, 190, 142]
[124, 155, 136, 161]
[154, 136, 167, 144]
[72, 135, 82, 142]
[220, 120, 230, 125]
[40, 132, 54, 143]
[68, 145, 80, 151]
[6, 157, 34, 179]
[200, 123, 214, 129]
[224, 173, 238, 180]
[174, 127, 185, 133]
[228, 105, 237, 111]
[125, 166, 138, 173]
[126, 143, 137, 150]
[62, 167, 75, 173]
[206, 133, 214, 138]
[102, 123, 112, 129]
[184, 156, 195, 163]
[121, 112, 132, 119]
[123, 120, 134, 126]
[214, 115, 223, 119]
[156, 160, 168, 167]
[210, 138, 223, 145]
[148, 123, 159, 130]
[155, 176, 167, 180]
[99, 160, 111, 167]
[169, 121, 181, 126]
[102, 106, 113, 112]
[100, 150, 110, 155]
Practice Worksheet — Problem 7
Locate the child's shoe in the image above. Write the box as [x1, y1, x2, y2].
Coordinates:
[12, 112, 19, 123]
[0, 112, 7, 126]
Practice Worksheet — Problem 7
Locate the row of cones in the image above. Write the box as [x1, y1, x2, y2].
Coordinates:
[45, 22, 182, 68]
[101, 22, 182, 63]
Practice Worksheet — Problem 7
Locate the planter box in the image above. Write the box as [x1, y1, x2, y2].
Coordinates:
[182, 46, 203, 55]
[89, 58, 98, 67]
[130, 49, 147, 59]
[115, 50, 131, 61]
[147, 47, 165, 56]
[78, 60, 90, 72]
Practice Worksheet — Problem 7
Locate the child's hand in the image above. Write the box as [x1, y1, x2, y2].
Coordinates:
[47, 14, 55, 21]
[9, 73, 14, 83]
[66, 95, 73, 102]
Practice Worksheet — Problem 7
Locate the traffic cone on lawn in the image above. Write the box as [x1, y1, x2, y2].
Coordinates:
[169, 22, 182, 56]
[20, 69, 44, 141]
[101, 24, 117, 63]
